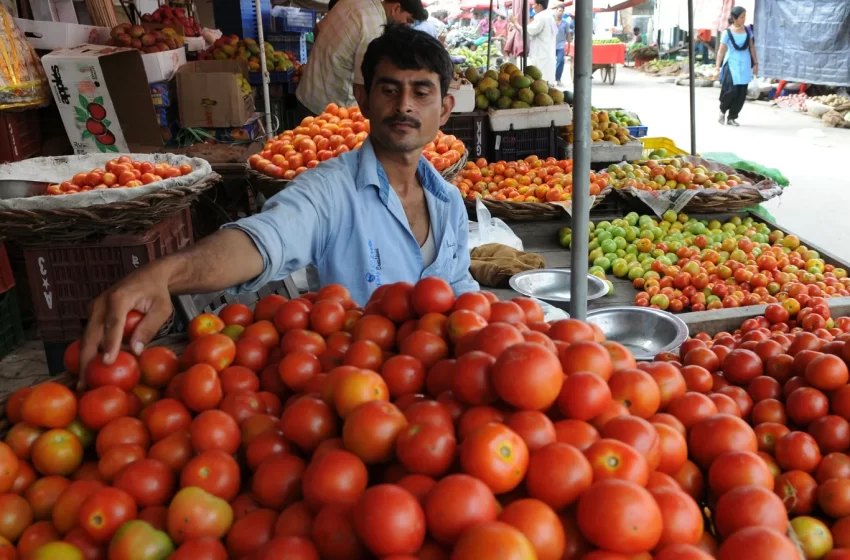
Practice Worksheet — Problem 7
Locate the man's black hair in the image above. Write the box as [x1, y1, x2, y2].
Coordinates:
[327, 0, 340, 12]
[387, 0, 429, 22]
[634, 26, 640, 33]
[536, 0, 549, 9]
[362, 24, 454, 97]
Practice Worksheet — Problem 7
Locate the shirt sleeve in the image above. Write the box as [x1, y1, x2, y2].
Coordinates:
[221, 172, 334, 293]
[720, 30, 730, 47]
[448, 197, 480, 296]
[527, 14, 545, 36]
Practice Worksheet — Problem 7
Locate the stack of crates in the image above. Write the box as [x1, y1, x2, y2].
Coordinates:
[22, 210, 194, 374]
[0, 243, 24, 362]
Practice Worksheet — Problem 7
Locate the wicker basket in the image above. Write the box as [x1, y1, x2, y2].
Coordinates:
[681, 188, 779, 213]
[440, 151, 468, 183]
[0, 175, 220, 242]
[248, 168, 291, 200]
[464, 187, 611, 222]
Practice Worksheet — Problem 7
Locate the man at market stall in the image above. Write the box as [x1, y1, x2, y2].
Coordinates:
[295, 0, 428, 120]
[512, 0, 557, 82]
[80, 25, 479, 371]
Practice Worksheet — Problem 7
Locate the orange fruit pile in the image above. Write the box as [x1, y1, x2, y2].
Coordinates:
[46, 156, 193, 196]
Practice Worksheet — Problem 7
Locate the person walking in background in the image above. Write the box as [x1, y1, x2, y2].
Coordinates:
[554, 4, 569, 87]
[715, 6, 758, 126]
[514, 0, 556, 82]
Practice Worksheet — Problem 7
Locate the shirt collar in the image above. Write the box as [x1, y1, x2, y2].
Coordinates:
[355, 137, 452, 204]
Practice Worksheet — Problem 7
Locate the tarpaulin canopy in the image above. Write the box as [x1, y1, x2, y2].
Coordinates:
[460, 0, 512, 11]
[755, 0, 850, 87]
[558, 0, 648, 13]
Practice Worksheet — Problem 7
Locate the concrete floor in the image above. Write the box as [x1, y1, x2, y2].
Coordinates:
[590, 68, 850, 263]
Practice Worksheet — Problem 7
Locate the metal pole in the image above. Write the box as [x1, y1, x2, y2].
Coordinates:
[521, 0, 527, 71]
[256, 0, 273, 140]
[687, 0, 696, 154]
[487, 0, 494, 70]
[570, 0, 592, 320]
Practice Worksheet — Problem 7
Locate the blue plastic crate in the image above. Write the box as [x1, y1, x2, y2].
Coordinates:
[214, 0, 272, 39]
[627, 125, 648, 138]
[248, 68, 296, 85]
[266, 32, 308, 64]
[272, 8, 316, 33]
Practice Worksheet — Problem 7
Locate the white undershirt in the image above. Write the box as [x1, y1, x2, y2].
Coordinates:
[420, 226, 437, 268]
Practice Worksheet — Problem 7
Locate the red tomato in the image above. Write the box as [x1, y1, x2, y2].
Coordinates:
[687, 414, 757, 469]
[77, 386, 130, 431]
[396, 423, 457, 478]
[225, 508, 278, 558]
[84, 352, 141, 391]
[423, 474, 499, 546]
[21, 383, 78, 429]
[504, 411, 556, 452]
[78, 487, 137, 542]
[97, 444, 146, 483]
[651, 488, 704, 548]
[714, 485, 788, 538]
[525, 442, 592, 510]
[577, 479, 663, 554]
[352, 485, 426, 556]
[491, 342, 563, 411]
[460, 423, 528, 494]
[189, 410, 240, 455]
[167, 487, 233, 543]
[716, 527, 801, 560]
[302, 450, 368, 510]
[140, 399, 192, 442]
[169, 537, 228, 560]
[252, 455, 305, 510]
[0, 493, 32, 542]
[280, 395, 339, 453]
[95, 417, 149, 457]
[138, 347, 179, 388]
[584, 438, 650, 486]
[31, 429, 83, 477]
[148, 431, 193, 474]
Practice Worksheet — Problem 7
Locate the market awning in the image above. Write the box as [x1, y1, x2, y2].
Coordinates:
[460, 0, 512, 10]
[558, 0, 648, 12]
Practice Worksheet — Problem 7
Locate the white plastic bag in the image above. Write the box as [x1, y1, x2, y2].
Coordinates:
[746, 75, 761, 100]
[466, 198, 523, 250]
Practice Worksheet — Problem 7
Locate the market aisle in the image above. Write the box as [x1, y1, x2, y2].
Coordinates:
[590, 69, 850, 264]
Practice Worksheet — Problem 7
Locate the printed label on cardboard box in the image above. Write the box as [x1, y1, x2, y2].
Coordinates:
[44, 61, 128, 153]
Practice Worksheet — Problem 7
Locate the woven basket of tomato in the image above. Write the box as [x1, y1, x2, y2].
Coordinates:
[605, 156, 783, 214]
[454, 155, 613, 221]
[9, 276, 850, 557]
[0, 154, 217, 242]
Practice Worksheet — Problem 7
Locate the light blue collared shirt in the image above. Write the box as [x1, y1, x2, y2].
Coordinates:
[224, 138, 479, 305]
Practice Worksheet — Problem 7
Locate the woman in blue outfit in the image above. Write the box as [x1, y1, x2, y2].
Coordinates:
[715, 7, 759, 126]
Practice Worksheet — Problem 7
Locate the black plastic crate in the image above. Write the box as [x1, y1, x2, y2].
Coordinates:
[22, 209, 193, 342]
[175, 278, 300, 323]
[491, 125, 558, 162]
[0, 288, 24, 362]
[213, 0, 272, 39]
[441, 111, 490, 161]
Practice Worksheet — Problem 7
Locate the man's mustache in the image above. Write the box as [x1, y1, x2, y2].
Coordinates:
[384, 114, 421, 128]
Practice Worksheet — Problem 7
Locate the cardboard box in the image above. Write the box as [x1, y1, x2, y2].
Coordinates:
[176, 60, 254, 128]
[142, 47, 187, 84]
[15, 19, 111, 51]
[41, 44, 163, 154]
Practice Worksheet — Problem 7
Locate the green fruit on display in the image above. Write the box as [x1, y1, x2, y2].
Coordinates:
[530, 79, 549, 95]
[475, 94, 490, 110]
[511, 100, 531, 109]
[593, 38, 622, 44]
[510, 75, 532, 89]
[485, 88, 501, 102]
[549, 88, 565, 104]
[534, 93, 554, 106]
[525, 65, 543, 80]
[465, 67, 480, 85]
[497, 96, 513, 109]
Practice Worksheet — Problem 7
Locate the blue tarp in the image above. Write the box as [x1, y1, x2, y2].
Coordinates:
[755, 0, 850, 87]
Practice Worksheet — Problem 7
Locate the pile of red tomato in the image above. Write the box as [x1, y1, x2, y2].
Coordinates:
[46, 157, 194, 196]
[452, 156, 611, 203]
[5, 279, 850, 559]
[248, 104, 465, 181]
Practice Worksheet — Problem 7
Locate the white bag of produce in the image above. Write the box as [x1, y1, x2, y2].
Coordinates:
[467, 199, 523, 251]
[746, 76, 761, 100]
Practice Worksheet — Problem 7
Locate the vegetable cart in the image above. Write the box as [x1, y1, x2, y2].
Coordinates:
[566, 42, 626, 85]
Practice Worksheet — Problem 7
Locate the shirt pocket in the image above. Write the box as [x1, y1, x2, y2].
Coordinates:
[432, 238, 458, 277]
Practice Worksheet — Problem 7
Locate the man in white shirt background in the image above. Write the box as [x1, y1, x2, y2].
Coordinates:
[296, 0, 427, 120]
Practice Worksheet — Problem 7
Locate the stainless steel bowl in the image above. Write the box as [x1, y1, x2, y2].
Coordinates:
[586, 306, 689, 360]
[509, 269, 608, 310]
[0, 180, 51, 200]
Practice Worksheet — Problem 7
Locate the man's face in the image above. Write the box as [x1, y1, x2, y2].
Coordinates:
[556, 8, 564, 18]
[356, 59, 453, 154]
[386, 3, 415, 25]
[533, 2, 543, 13]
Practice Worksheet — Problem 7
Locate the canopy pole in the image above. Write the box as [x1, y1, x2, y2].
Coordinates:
[487, 0, 494, 70]
[521, 0, 527, 71]
[256, 0, 273, 140]
[569, 0, 592, 321]
[687, 0, 696, 154]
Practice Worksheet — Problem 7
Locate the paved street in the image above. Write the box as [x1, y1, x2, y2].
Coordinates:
[587, 68, 850, 264]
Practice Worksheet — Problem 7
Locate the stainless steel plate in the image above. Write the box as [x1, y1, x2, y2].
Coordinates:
[509, 269, 609, 309]
[587, 306, 689, 360]
[0, 180, 51, 200]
